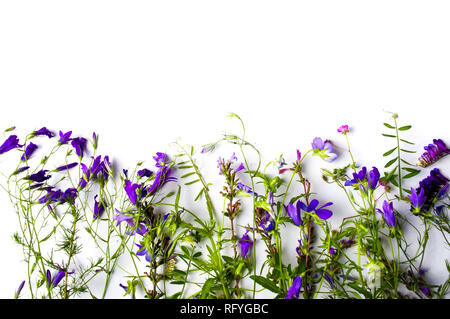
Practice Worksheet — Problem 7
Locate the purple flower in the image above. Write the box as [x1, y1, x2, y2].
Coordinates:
[285, 201, 302, 226]
[71, 137, 87, 158]
[238, 230, 253, 258]
[146, 153, 176, 196]
[46, 265, 74, 287]
[61, 188, 78, 204]
[285, 276, 302, 299]
[21, 142, 38, 161]
[0, 135, 21, 154]
[299, 199, 333, 220]
[32, 127, 55, 138]
[412, 168, 449, 213]
[237, 183, 258, 197]
[417, 138, 450, 167]
[377, 200, 396, 228]
[259, 212, 275, 232]
[408, 187, 426, 214]
[311, 137, 338, 162]
[367, 167, 380, 190]
[217, 153, 246, 175]
[14, 280, 26, 298]
[55, 162, 78, 171]
[39, 189, 63, 204]
[113, 209, 148, 236]
[78, 156, 110, 188]
[26, 170, 51, 183]
[58, 131, 72, 145]
[345, 166, 367, 186]
[93, 195, 106, 219]
[135, 243, 153, 262]
[138, 168, 153, 179]
[153, 152, 170, 168]
[124, 180, 140, 205]
[12, 166, 30, 175]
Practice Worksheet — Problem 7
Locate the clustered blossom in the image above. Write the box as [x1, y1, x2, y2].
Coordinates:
[79, 155, 111, 189]
[416, 138, 449, 168]
[311, 137, 338, 162]
[409, 168, 449, 214]
[217, 152, 245, 175]
[279, 150, 302, 174]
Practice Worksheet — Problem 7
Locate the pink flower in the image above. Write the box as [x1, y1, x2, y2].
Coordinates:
[337, 125, 349, 134]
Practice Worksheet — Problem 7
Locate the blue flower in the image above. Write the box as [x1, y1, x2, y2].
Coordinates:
[408, 187, 426, 214]
[55, 162, 78, 171]
[93, 195, 106, 219]
[124, 180, 140, 205]
[367, 167, 380, 190]
[26, 170, 51, 183]
[135, 243, 154, 262]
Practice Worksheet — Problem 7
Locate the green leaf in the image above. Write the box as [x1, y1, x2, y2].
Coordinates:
[400, 138, 415, 145]
[181, 172, 196, 179]
[200, 278, 215, 299]
[384, 157, 397, 168]
[383, 123, 395, 129]
[250, 275, 282, 294]
[398, 125, 412, 131]
[400, 149, 415, 154]
[185, 179, 200, 186]
[382, 133, 396, 138]
[382, 147, 397, 157]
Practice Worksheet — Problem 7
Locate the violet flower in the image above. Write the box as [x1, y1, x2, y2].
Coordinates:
[93, 195, 106, 219]
[26, 170, 51, 183]
[408, 187, 426, 215]
[39, 189, 63, 204]
[21, 142, 38, 161]
[218, 153, 245, 175]
[71, 137, 87, 158]
[61, 188, 78, 204]
[285, 201, 302, 226]
[12, 166, 30, 175]
[138, 168, 153, 179]
[14, 280, 26, 298]
[113, 209, 148, 236]
[124, 180, 140, 205]
[285, 276, 302, 299]
[417, 138, 450, 167]
[377, 200, 396, 228]
[311, 137, 338, 162]
[135, 243, 153, 262]
[55, 162, 78, 171]
[147, 153, 176, 196]
[299, 199, 333, 220]
[238, 230, 253, 258]
[0, 135, 21, 154]
[237, 183, 258, 197]
[412, 168, 449, 213]
[259, 212, 275, 232]
[32, 127, 55, 138]
[46, 265, 74, 287]
[367, 167, 380, 190]
[58, 131, 72, 145]
[345, 166, 367, 186]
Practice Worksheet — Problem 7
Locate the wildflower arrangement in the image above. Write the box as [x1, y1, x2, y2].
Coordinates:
[1, 112, 449, 300]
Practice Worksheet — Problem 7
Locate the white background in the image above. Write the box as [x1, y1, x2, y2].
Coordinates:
[0, 0, 449, 298]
